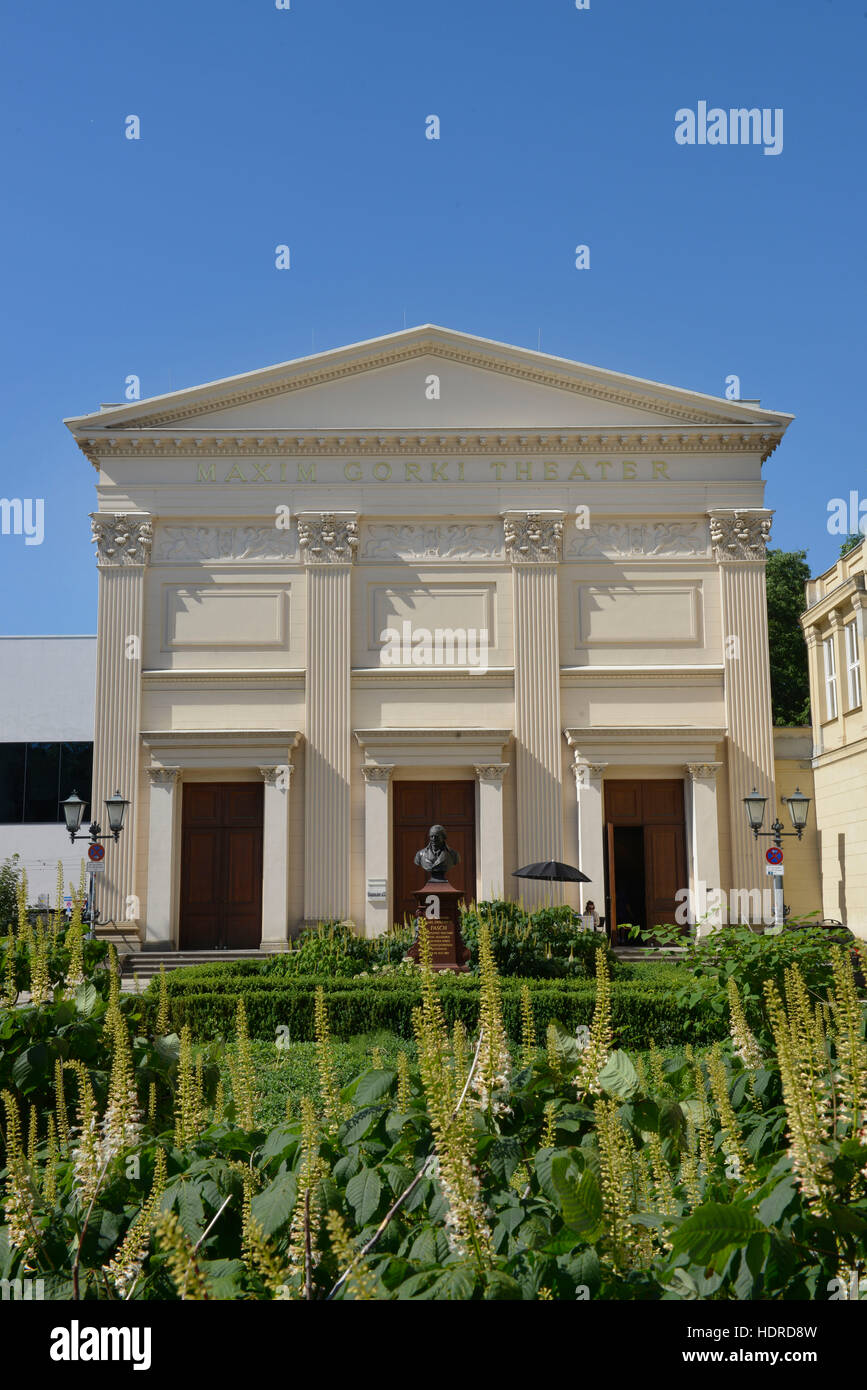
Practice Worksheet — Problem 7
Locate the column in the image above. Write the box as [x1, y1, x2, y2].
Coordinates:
[474, 764, 509, 901]
[826, 610, 846, 719]
[505, 512, 565, 906]
[259, 765, 293, 950]
[709, 510, 776, 919]
[684, 763, 722, 934]
[90, 514, 153, 928]
[144, 767, 180, 947]
[572, 760, 607, 915]
[362, 765, 393, 938]
[802, 628, 825, 756]
[299, 513, 357, 923]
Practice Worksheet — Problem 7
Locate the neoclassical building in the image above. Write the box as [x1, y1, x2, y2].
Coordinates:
[801, 539, 866, 935]
[65, 325, 812, 949]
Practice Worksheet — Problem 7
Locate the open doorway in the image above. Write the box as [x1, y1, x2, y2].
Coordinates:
[604, 779, 687, 942]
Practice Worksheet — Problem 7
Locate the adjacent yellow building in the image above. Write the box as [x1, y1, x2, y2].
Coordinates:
[801, 538, 867, 937]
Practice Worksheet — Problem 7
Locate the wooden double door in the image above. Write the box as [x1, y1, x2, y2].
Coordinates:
[604, 779, 686, 933]
[393, 781, 476, 925]
[179, 782, 264, 949]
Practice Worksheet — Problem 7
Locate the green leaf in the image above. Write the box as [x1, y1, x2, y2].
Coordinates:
[560, 1245, 602, 1296]
[535, 1146, 580, 1204]
[383, 1163, 414, 1195]
[756, 1179, 798, 1227]
[338, 1106, 382, 1146]
[597, 1050, 640, 1101]
[671, 1203, 768, 1263]
[167, 1180, 206, 1242]
[349, 1069, 397, 1108]
[75, 982, 98, 1016]
[551, 1157, 603, 1237]
[409, 1227, 450, 1264]
[154, 1033, 180, 1061]
[251, 1173, 298, 1237]
[333, 1152, 361, 1185]
[346, 1167, 383, 1226]
[483, 1271, 523, 1300]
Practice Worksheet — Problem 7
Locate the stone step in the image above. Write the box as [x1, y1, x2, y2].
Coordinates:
[121, 950, 274, 981]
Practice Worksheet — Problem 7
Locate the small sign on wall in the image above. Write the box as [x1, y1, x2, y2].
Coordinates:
[367, 878, 387, 900]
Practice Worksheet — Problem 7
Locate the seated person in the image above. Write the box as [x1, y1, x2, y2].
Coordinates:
[582, 900, 601, 932]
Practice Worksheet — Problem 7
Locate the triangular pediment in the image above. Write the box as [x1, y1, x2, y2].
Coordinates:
[65, 325, 792, 436]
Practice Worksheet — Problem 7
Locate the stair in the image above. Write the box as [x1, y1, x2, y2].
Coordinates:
[121, 949, 276, 983]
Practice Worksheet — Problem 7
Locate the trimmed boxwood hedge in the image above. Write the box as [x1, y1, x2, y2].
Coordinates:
[142, 971, 727, 1050]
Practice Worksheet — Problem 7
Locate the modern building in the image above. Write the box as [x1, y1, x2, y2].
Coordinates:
[0, 636, 95, 906]
[801, 537, 866, 935]
[61, 325, 821, 950]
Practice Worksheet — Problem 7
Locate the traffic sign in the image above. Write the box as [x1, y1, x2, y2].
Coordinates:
[87, 861, 105, 874]
[88, 843, 105, 863]
[765, 846, 783, 866]
[766, 865, 784, 876]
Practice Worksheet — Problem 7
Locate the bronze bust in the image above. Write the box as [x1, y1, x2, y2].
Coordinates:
[414, 824, 460, 882]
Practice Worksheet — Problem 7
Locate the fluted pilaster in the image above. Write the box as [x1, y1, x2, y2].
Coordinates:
[300, 513, 357, 921]
[709, 509, 775, 912]
[506, 512, 564, 905]
[90, 513, 153, 926]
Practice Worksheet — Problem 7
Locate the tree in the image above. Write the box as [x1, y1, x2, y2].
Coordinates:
[765, 549, 811, 726]
[0, 854, 21, 930]
[840, 534, 864, 557]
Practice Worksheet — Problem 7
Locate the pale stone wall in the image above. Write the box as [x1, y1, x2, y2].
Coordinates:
[64, 327, 793, 946]
[801, 540, 867, 937]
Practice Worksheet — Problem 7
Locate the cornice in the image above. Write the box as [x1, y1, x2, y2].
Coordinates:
[141, 729, 302, 747]
[561, 666, 724, 684]
[565, 726, 727, 744]
[141, 669, 306, 686]
[75, 424, 784, 471]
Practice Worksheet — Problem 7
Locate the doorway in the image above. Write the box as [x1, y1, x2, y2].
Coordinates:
[604, 779, 686, 937]
[392, 781, 476, 925]
[179, 782, 264, 949]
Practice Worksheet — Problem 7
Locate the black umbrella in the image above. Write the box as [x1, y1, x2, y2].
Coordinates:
[512, 860, 590, 883]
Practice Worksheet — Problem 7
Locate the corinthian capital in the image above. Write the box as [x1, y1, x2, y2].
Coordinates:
[297, 512, 358, 563]
[708, 509, 773, 562]
[91, 513, 154, 566]
[503, 511, 563, 564]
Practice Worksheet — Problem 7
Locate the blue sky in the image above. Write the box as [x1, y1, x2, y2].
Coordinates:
[1, 0, 864, 633]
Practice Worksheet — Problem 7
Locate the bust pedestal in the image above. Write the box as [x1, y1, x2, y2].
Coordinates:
[406, 879, 470, 972]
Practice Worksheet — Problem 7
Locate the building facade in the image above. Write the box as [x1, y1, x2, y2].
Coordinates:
[64, 326, 815, 948]
[0, 636, 95, 904]
[801, 538, 867, 935]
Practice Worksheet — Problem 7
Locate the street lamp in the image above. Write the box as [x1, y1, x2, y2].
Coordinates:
[742, 786, 812, 928]
[743, 786, 811, 848]
[60, 788, 129, 936]
[62, 789, 129, 846]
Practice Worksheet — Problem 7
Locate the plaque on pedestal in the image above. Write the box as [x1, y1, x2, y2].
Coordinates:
[407, 879, 470, 971]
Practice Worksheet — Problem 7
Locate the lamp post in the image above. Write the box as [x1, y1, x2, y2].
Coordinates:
[60, 789, 129, 936]
[743, 786, 811, 928]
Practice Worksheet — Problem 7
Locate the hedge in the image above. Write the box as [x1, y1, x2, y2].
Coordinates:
[141, 973, 727, 1050]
